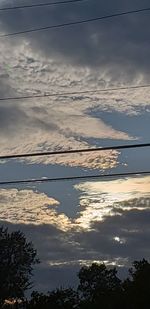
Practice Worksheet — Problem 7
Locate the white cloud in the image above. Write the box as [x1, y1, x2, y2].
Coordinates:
[0, 188, 72, 231]
[0, 176, 149, 293]
[0, 40, 136, 169]
[1, 176, 149, 233]
[75, 176, 150, 229]
[0, 4, 150, 292]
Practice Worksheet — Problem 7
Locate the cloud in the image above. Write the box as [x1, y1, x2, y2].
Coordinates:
[0, 0, 150, 293]
[0, 105, 30, 136]
[0, 40, 136, 169]
[1, 197, 150, 291]
[79, 206, 150, 262]
[75, 176, 150, 229]
[0, 2, 149, 169]
[1, 0, 150, 81]
[0, 188, 73, 231]
[0, 175, 149, 291]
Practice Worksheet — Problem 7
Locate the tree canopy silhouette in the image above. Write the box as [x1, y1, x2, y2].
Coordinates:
[78, 263, 122, 309]
[122, 259, 150, 309]
[1, 225, 150, 309]
[27, 288, 79, 309]
[0, 226, 39, 306]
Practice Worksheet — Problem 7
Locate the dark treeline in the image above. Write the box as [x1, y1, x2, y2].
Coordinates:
[1, 226, 150, 309]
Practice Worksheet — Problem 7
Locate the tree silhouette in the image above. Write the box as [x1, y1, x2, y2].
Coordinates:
[1, 224, 150, 309]
[0, 226, 39, 306]
[123, 259, 150, 309]
[27, 288, 79, 309]
[78, 263, 122, 308]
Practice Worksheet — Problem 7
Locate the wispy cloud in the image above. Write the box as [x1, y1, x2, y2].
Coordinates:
[0, 40, 137, 169]
[0, 177, 150, 291]
[0, 176, 149, 231]
[75, 176, 150, 229]
[0, 188, 72, 231]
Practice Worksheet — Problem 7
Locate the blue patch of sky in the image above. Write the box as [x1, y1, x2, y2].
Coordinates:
[83, 109, 150, 173]
[0, 109, 149, 218]
[0, 161, 89, 218]
[90, 109, 150, 144]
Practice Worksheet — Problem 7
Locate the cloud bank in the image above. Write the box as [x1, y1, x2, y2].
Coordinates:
[0, 175, 149, 291]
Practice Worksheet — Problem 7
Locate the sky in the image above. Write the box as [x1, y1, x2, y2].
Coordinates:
[0, 0, 150, 293]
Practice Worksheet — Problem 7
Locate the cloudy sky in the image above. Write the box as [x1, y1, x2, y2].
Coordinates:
[0, 0, 150, 293]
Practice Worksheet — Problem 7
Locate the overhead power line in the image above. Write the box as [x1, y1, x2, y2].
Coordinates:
[0, 171, 149, 186]
[0, 84, 150, 102]
[1, 6, 150, 37]
[0, 143, 150, 160]
[0, 0, 86, 11]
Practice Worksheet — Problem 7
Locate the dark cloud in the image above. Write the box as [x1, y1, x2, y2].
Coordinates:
[1, 0, 150, 81]
[1, 197, 150, 291]
[32, 117, 60, 132]
[0, 66, 62, 137]
[0, 103, 59, 136]
[0, 0, 149, 293]
[0, 76, 16, 97]
[0, 220, 80, 292]
[76, 198, 150, 261]
[0, 105, 28, 135]
[33, 263, 79, 292]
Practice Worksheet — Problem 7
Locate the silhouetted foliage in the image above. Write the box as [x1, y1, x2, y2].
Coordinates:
[122, 259, 150, 309]
[0, 226, 39, 307]
[78, 263, 122, 309]
[27, 260, 150, 309]
[1, 225, 150, 309]
[27, 289, 79, 309]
